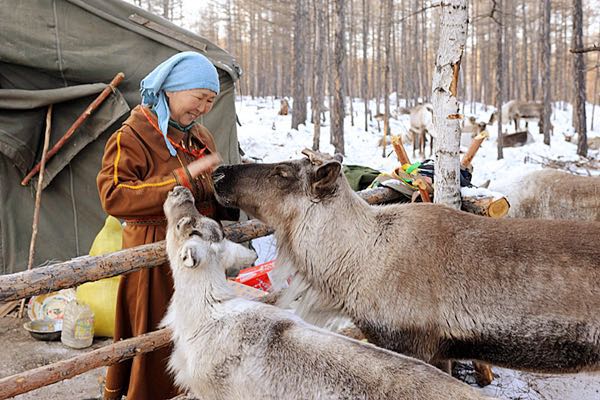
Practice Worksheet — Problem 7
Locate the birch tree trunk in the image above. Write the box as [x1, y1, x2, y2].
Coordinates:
[431, 0, 468, 210]
[291, 0, 307, 130]
[572, 0, 588, 156]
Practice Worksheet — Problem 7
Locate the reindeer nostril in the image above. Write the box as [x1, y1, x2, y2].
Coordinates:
[212, 171, 225, 183]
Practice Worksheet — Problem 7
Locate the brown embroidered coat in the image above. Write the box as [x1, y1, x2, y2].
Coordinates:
[97, 105, 226, 400]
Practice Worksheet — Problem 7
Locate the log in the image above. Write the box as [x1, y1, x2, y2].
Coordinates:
[0, 329, 171, 400]
[461, 195, 510, 219]
[0, 242, 167, 303]
[0, 187, 499, 302]
[461, 131, 489, 168]
[413, 178, 432, 203]
[501, 130, 528, 148]
[391, 135, 411, 165]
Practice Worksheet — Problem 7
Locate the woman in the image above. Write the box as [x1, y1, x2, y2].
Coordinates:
[97, 51, 235, 399]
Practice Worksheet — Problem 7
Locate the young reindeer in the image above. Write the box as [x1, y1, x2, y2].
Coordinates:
[162, 186, 490, 400]
[213, 149, 600, 375]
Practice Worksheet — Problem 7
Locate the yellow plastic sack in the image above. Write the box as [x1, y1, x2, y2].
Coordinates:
[76, 216, 122, 337]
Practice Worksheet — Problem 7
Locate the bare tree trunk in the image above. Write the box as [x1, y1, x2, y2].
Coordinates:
[496, 0, 504, 160]
[522, 2, 530, 100]
[292, 0, 307, 129]
[331, 0, 346, 154]
[431, 0, 468, 210]
[541, 0, 552, 145]
[312, 0, 326, 150]
[382, 0, 393, 157]
[592, 33, 600, 131]
[348, 0, 355, 127]
[573, 0, 588, 156]
[362, 0, 369, 131]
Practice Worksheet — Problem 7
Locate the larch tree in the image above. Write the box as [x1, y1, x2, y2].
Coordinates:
[495, 0, 504, 160]
[431, 0, 468, 210]
[381, 0, 393, 157]
[291, 0, 307, 130]
[572, 0, 588, 157]
[541, 0, 551, 145]
[312, 0, 326, 150]
[361, 0, 369, 132]
[331, 0, 346, 155]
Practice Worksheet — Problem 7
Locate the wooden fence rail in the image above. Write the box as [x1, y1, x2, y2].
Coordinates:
[0, 187, 403, 302]
[0, 329, 171, 399]
[0, 186, 506, 398]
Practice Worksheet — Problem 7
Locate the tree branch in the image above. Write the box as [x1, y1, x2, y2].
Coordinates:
[570, 43, 600, 54]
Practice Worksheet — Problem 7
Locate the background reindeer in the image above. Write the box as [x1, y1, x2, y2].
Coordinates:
[409, 103, 434, 158]
[491, 169, 600, 221]
[162, 186, 491, 400]
[213, 149, 600, 376]
[491, 100, 547, 133]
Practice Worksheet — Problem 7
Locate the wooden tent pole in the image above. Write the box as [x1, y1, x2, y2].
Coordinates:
[17, 105, 53, 318]
[0, 329, 171, 399]
[21, 72, 125, 186]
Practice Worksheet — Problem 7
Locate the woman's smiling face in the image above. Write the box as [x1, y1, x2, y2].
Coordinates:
[166, 88, 217, 126]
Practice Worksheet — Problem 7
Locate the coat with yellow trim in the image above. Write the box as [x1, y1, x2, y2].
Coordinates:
[96, 105, 228, 400]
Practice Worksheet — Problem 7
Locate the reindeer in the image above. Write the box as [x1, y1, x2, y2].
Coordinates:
[409, 103, 434, 158]
[491, 100, 547, 133]
[461, 116, 490, 148]
[490, 169, 600, 221]
[213, 149, 600, 375]
[161, 186, 491, 400]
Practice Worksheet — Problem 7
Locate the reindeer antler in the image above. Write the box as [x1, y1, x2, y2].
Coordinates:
[301, 148, 343, 165]
[301, 148, 325, 165]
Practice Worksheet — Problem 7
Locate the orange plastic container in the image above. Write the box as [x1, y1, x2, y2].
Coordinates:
[234, 260, 275, 292]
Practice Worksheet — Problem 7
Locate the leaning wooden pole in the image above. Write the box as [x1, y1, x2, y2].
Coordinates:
[0, 329, 171, 400]
[21, 72, 125, 186]
[18, 105, 53, 318]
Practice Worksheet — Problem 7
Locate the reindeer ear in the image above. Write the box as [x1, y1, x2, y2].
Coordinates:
[179, 242, 201, 268]
[313, 160, 341, 196]
[176, 217, 193, 234]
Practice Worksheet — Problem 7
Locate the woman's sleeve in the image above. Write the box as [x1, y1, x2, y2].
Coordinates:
[96, 129, 189, 218]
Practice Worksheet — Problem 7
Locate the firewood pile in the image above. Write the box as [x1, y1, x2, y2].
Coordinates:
[380, 134, 510, 219]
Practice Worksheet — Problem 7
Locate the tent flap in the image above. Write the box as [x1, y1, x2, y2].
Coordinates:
[0, 84, 107, 110]
[0, 87, 129, 187]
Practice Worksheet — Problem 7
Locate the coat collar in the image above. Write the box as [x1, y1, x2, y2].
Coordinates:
[124, 105, 187, 162]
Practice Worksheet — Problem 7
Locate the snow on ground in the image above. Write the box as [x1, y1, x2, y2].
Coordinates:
[236, 95, 600, 400]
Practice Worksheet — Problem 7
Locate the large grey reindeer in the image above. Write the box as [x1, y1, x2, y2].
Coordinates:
[161, 186, 490, 400]
[213, 149, 600, 374]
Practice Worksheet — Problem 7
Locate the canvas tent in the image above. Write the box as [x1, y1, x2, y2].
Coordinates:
[0, 0, 242, 274]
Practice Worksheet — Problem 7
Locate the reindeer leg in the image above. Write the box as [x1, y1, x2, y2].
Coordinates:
[472, 362, 494, 387]
[412, 130, 417, 158]
[429, 134, 434, 157]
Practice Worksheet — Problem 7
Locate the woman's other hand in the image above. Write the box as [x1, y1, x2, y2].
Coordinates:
[187, 153, 222, 178]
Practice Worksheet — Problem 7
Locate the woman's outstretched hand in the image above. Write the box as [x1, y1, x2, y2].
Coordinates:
[187, 153, 222, 178]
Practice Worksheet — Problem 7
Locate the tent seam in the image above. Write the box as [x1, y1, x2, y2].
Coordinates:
[52, 0, 68, 87]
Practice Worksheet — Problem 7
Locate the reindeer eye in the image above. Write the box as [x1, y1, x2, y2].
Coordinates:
[274, 166, 293, 179]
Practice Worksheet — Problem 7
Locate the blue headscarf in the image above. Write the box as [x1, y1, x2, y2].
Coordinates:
[140, 51, 220, 156]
